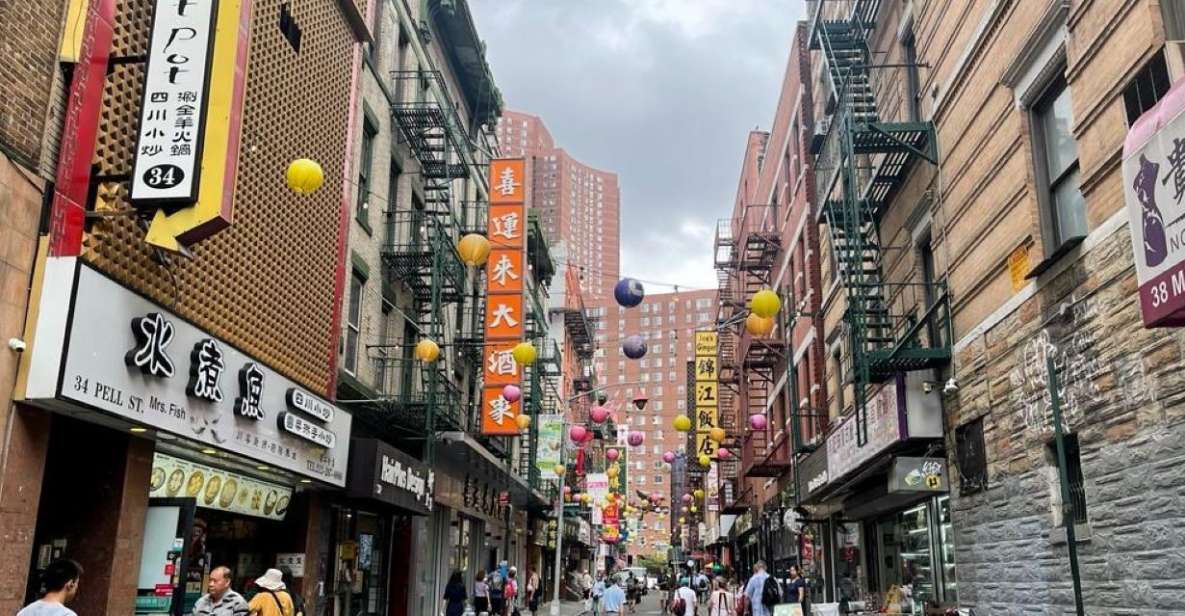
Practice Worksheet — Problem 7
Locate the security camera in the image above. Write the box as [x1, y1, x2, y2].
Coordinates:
[7, 338, 26, 353]
[943, 378, 959, 395]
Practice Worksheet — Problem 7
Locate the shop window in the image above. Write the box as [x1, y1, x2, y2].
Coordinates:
[1047, 434, 1088, 524]
[1124, 52, 1171, 125]
[344, 271, 364, 374]
[954, 418, 988, 494]
[1031, 74, 1087, 255]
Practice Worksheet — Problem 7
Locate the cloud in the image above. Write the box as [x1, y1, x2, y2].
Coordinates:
[471, 0, 803, 291]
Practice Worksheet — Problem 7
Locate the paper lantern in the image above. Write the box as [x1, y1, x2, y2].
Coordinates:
[414, 339, 440, 363]
[745, 313, 775, 337]
[749, 414, 768, 430]
[678, 517, 686, 525]
[563, 485, 572, 494]
[285, 158, 324, 194]
[662, 451, 676, 463]
[501, 384, 522, 403]
[457, 233, 491, 266]
[515, 414, 531, 430]
[690, 506, 698, 513]
[717, 447, 731, 459]
[682, 494, 693, 503]
[681, 506, 688, 513]
[606, 448, 620, 461]
[698, 454, 711, 467]
[580, 493, 591, 504]
[569, 425, 588, 442]
[694, 489, 705, 500]
[708, 427, 726, 442]
[614, 278, 645, 308]
[512, 342, 537, 366]
[627, 431, 644, 447]
[673, 415, 692, 432]
[554, 464, 566, 476]
[750, 288, 781, 318]
[607, 466, 619, 478]
[622, 335, 647, 359]
[590, 405, 610, 423]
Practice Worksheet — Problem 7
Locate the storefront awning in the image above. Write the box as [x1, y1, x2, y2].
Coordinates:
[436, 431, 548, 509]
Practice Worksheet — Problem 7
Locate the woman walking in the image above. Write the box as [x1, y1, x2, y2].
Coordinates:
[443, 571, 467, 616]
[474, 570, 491, 615]
[708, 577, 735, 616]
[784, 565, 807, 614]
[525, 569, 540, 614]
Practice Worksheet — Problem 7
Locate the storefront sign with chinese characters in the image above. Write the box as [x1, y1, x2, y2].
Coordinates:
[481, 158, 528, 435]
[694, 331, 720, 458]
[275, 554, 304, 578]
[1124, 79, 1185, 327]
[826, 380, 904, 483]
[287, 388, 335, 423]
[33, 264, 351, 486]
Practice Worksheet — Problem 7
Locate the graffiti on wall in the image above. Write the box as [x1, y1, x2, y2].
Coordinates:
[1007, 299, 1156, 432]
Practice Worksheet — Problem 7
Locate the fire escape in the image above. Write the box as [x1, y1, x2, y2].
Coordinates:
[713, 221, 745, 513]
[809, 0, 951, 447]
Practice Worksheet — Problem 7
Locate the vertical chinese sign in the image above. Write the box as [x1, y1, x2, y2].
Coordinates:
[694, 331, 720, 459]
[482, 159, 527, 435]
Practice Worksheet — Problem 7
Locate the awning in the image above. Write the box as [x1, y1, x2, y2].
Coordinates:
[435, 431, 548, 509]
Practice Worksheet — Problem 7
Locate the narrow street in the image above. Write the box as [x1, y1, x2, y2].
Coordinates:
[539, 592, 668, 616]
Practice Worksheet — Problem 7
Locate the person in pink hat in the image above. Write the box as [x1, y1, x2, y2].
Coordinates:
[247, 569, 294, 616]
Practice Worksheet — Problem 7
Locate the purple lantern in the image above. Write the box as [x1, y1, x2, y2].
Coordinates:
[682, 494, 692, 503]
[622, 335, 647, 359]
[628, 431, 644, 447]
[501, 384, 521, 403]
[606, 448, 620, 461]
[590, 405, 610, 423]
[662, 451, 675, 464]
[614, 278, 645, 308]
[749, 414, 768, 430]
[569, 425, 588, 442]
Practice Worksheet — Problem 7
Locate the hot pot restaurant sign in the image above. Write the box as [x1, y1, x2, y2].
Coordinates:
[45, 264, 352, 485]
[1124, 79, 1185, 326]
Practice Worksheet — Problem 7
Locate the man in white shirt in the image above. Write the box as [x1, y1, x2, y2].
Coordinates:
[675, 578, 698, 616]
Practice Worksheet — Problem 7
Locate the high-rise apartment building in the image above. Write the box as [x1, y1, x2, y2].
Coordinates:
[496, 110, 621, 298]
[586, 288, 718, 556]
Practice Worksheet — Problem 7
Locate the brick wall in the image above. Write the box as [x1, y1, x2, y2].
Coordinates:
[0, 0, 65, 171]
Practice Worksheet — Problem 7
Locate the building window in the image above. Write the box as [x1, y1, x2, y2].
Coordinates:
[1048, 434, 1088, 524]
[902, 27, 921, 121]
[653, 475, 663, 484]
[1031, 75, 1087, 252]
[358, 117, 378, 229]
[374, 301, 393, 393]
[385, 162, 400, 245]
[345, 270, 365, 374]
[955, 418, 988, 494]
[1123, 52, 1171, 125]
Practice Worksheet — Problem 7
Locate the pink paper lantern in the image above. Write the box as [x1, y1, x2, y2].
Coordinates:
[582, 428, 596, 443]
[662, 451, 675, 464]
[590, 405, 610, 423]
[606, 448, 620, 461]
[501, 384, 521, 403]
[682, 494, 693, 503]
[569, 425, 588, 442]
[563, 485, 572, 494]
[749, 414, 768, 430]
[717, 447, 731, 459]
[628, 431, 644, 447]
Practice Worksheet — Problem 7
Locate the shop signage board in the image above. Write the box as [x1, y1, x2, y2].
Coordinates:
[348, 439, 434, 514]
[1124, 79, 1185, 326]
[275, 553, 304, 577]
[536, 414, 564, 479]
[481, 158, 527, 435]
[827, 380, 904, 483]
[693, 331, 720, 458]
[799, 445, 830, 496]
[888, 457, 948, 493]
[149, 453, 292, 520]
[28, 264, 352, 486]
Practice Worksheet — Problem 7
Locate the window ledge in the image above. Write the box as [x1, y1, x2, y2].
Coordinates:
[1049, 523, 1092, 546]
[1025, 235, 1085, 279]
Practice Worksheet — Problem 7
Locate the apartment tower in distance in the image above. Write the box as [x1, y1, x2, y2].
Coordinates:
[497, 110, 621, 299]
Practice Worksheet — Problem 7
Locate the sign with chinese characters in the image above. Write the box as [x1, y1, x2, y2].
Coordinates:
[47, 264, 351, 486]
[482, 158, 527, 435]
[130, 0, 217, 204]
[148, 453, 292, 520]
[694, 330, 720, 458]
[826, 380, 903, 483]
[888, 457, 948, 493]
[348, 439, 434, 514]
[1124, 79, 1185, 327]
[275, 554, 304, 578]
[536, 414, 564, 479]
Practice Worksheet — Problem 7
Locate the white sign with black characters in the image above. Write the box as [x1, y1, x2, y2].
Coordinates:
[56, 265, 351, 486]
[286, 388, 334, 423]
[130, 0, 217, 204]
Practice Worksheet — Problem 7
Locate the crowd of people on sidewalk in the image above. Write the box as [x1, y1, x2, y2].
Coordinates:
[442, 560, 545, 616]
[572, 567, 650, 615]
[663, 560, 810, 616]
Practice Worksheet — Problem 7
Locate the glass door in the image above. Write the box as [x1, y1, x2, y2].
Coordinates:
[936, 496, 958, 604]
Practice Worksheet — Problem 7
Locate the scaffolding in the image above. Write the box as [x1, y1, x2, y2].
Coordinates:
[809, 0, 951, 447]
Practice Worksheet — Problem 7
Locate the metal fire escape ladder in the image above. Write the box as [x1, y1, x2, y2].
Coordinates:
[810, 3, 948, 447]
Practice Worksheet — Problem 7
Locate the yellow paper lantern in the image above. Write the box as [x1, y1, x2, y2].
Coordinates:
[750, 288, 781, 318]
[607, 466, 619, 478]
[581, 493, 591, 504]
[515, 414, 531, 430]
[694, 489, 705, 500]
[673, 415, 692, 432]
[698, 453, 711, 467]
[512, 342, 537, 366]
[678, 517, 686, 525]
[415, 339, 441, 363]
[554, 464, 566, 477]
[708, 427, 726, 443]
[285, 158, 324, 194]
[745, 313, 775, 337]
[457, 233, 492, 267]
[690, 505, 698, 513]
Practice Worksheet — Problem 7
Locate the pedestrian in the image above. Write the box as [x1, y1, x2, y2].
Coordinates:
[505, 567, 519, 616]
[783, 565, 806, 613]
[600, 576, 626, 615]
[741, 561, 776, 616]
[708, 578, 735, 616]
[590, 573, 606, 615]
[582, 570, 594, 594]
[695, 570, 710, 604]
[487, 568, 506, 616]
[525, 568, 540, 614]
[443, 570, 467, 616]
[246, 569, 294, 616]
[279, 568, 304, 616]
[672, 577, 697, 616]
[18, 559, 82, 616]
[193, 566, 248, 616]
[475, 570, 492, 615]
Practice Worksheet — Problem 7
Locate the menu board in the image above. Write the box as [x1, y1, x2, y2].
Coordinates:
[149, 453, 292, 521]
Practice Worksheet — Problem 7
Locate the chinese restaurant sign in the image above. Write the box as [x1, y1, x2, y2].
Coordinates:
[1124, 79, 1185, 326]
[826, 380, 904, 482]
[40, 264, 351, 485]
[693, 331, 720, 459]
[482, 158, 527, 435]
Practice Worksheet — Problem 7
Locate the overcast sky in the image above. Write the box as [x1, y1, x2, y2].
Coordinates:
[471, 0, 804, 292]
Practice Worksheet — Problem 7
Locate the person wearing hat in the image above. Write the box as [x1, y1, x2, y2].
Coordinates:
[247, 569, 294, 616]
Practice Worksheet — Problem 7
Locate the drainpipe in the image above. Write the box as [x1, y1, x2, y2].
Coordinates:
[1046, 356, 1085, 616]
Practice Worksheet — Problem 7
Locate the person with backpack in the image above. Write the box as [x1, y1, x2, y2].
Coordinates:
[246, 569, 294, 616]
[504, 567, 520, 616]
[741, 561, 778, 616]
[671, 577, 698, 616]
[487, 568, 506, 616]
[708, 578, 736, 616]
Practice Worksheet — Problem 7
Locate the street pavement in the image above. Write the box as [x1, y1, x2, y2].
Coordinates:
[536, 590, 669, 616]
